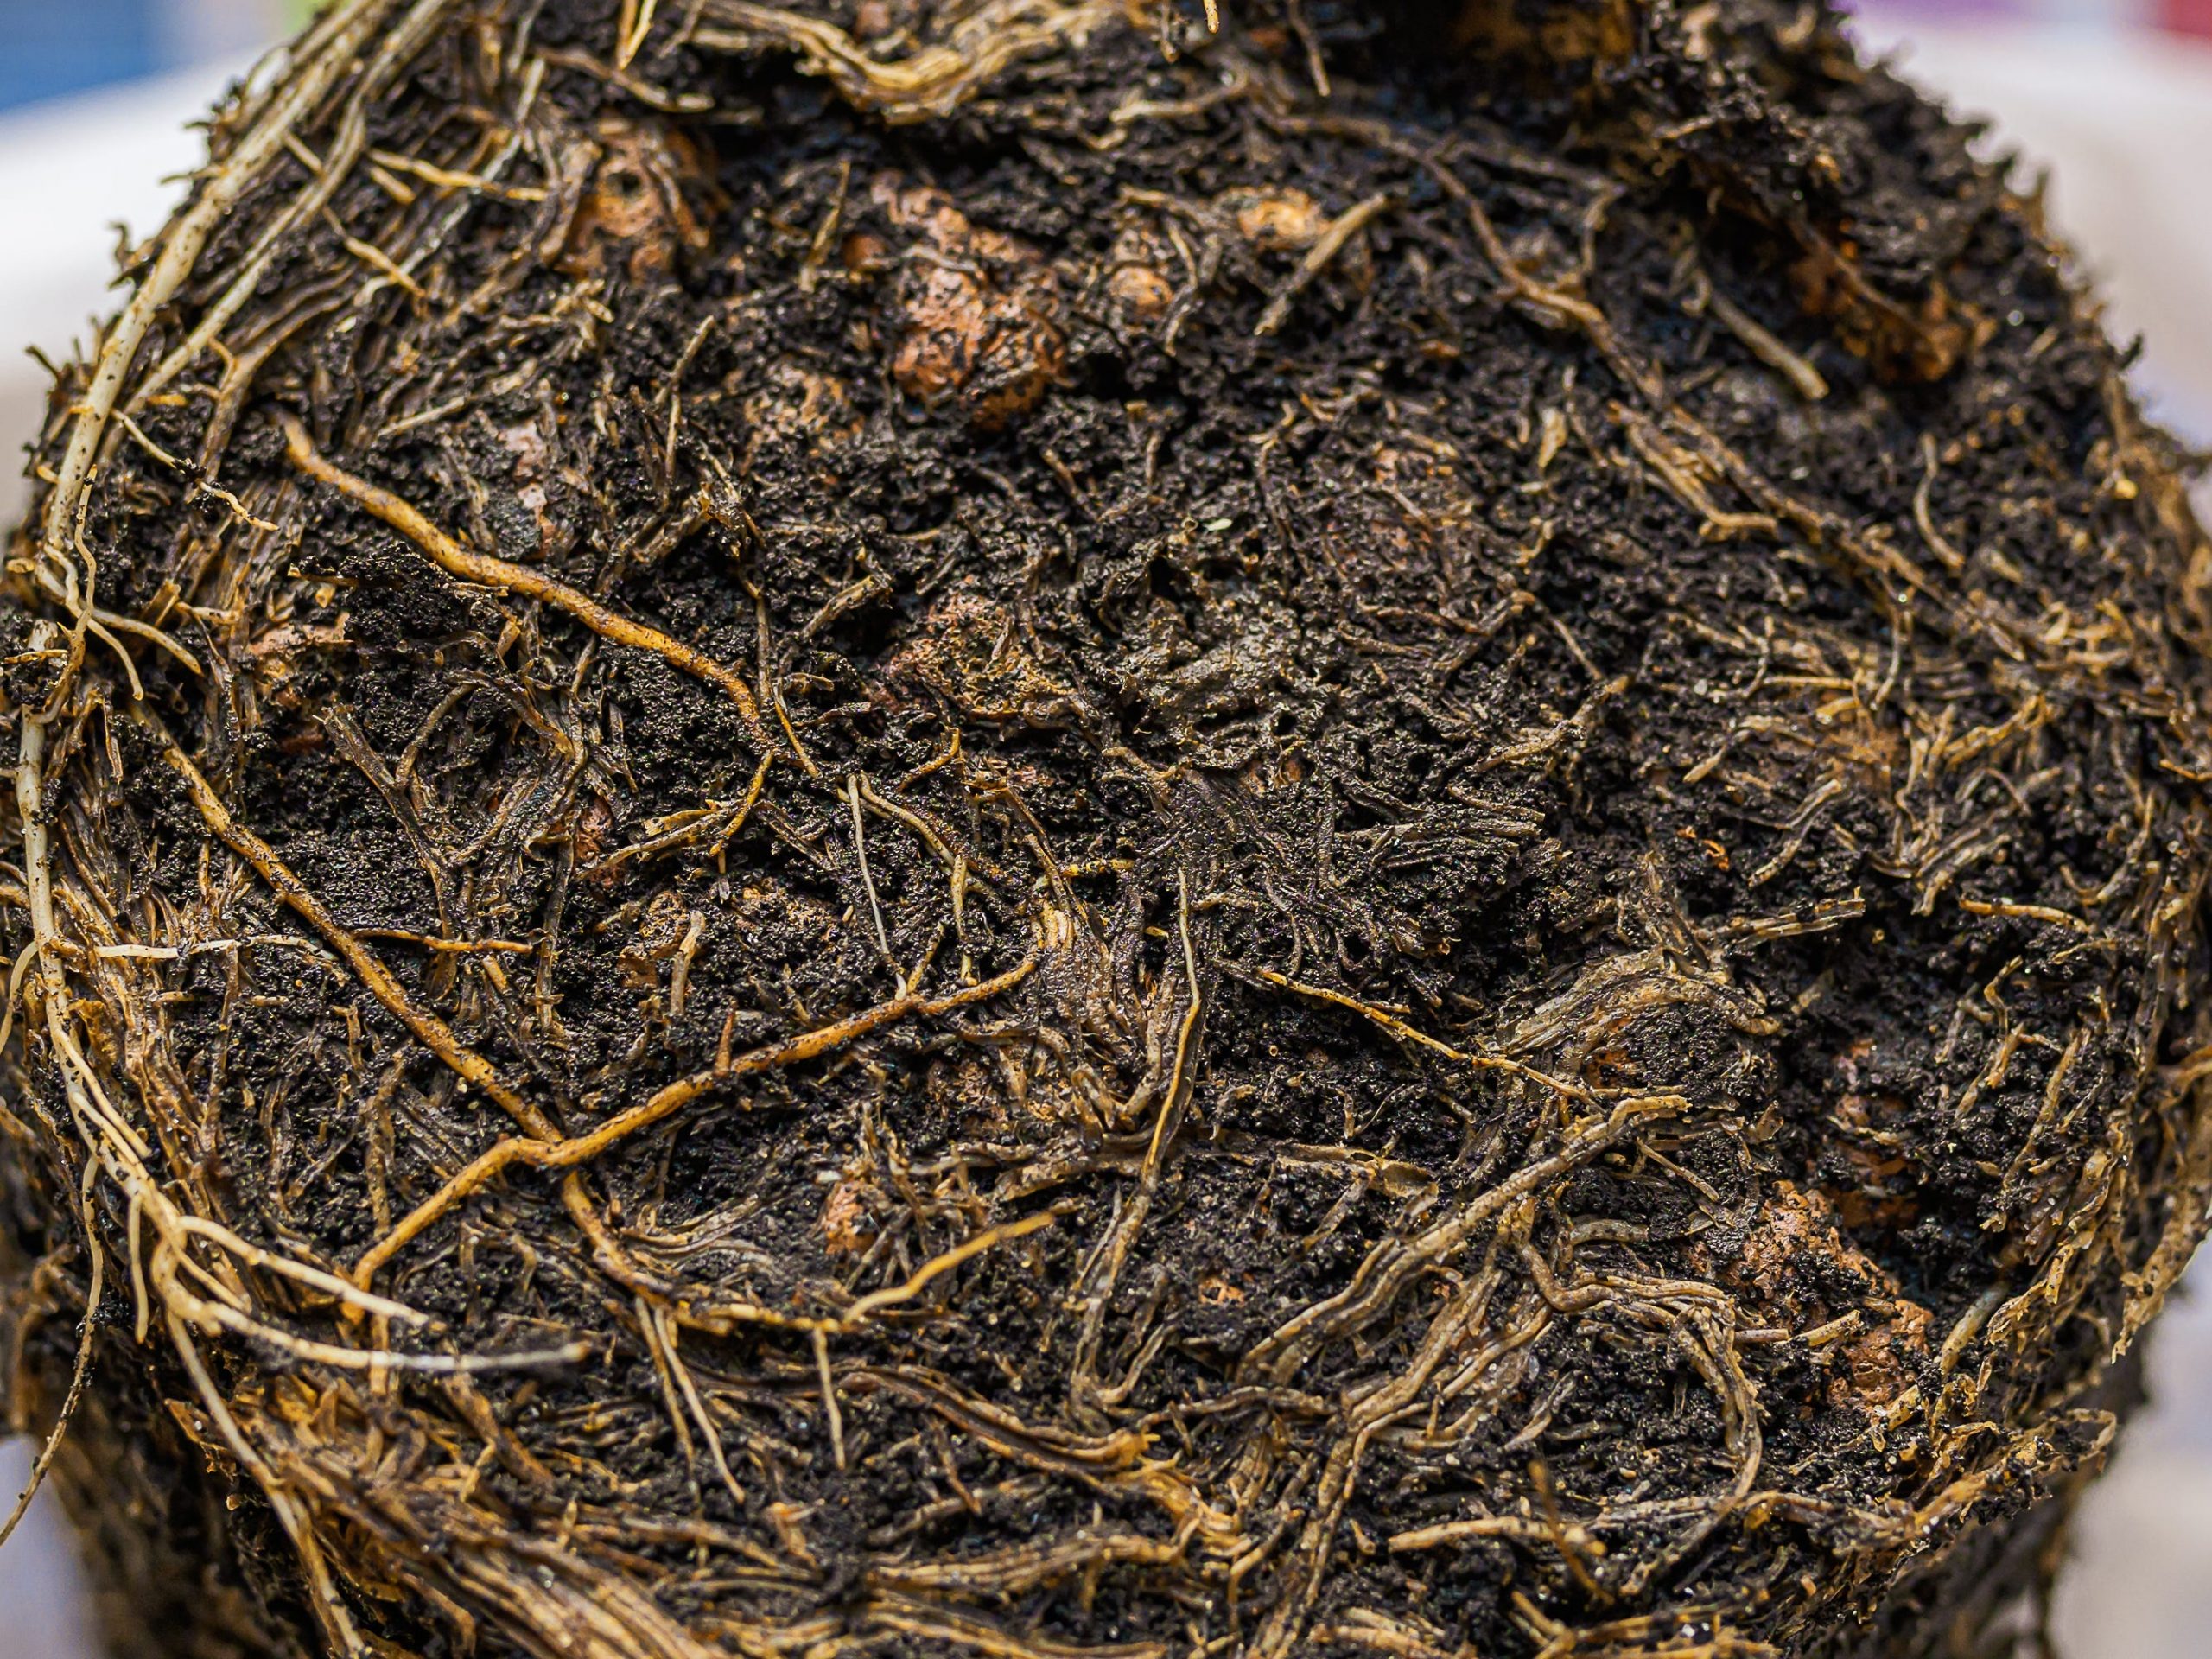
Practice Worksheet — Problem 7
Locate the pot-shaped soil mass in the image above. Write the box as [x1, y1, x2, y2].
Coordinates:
[4, 2, 2211, 1656]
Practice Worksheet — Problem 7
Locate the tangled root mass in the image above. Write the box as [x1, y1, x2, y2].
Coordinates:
[5, 3, 2212, 1657]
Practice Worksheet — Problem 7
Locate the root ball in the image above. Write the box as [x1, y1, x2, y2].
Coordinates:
[4, 4, 2212, 1658]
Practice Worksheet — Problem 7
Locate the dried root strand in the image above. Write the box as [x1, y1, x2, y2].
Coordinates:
[279, 411, 770, 741]
[352, 959, 1035, 1288]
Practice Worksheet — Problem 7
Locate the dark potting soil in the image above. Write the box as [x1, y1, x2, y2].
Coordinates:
[4, 3, 2212, 1656]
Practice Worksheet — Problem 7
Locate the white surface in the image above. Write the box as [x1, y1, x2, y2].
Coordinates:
[0, 1441, 96, 1659]
[0, 57, 250, 526]
[4, 23, 2212, 1659]
[0, 59, 244, 344]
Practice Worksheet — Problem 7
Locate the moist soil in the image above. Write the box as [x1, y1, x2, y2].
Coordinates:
[5, 3, 2212, 1657]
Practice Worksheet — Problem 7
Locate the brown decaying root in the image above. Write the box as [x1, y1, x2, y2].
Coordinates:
[1, 3, 2210, 1659]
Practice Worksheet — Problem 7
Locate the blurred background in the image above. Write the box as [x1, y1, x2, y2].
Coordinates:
[3, 3, 2212, 1656]
[0, 0, 315, 109]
